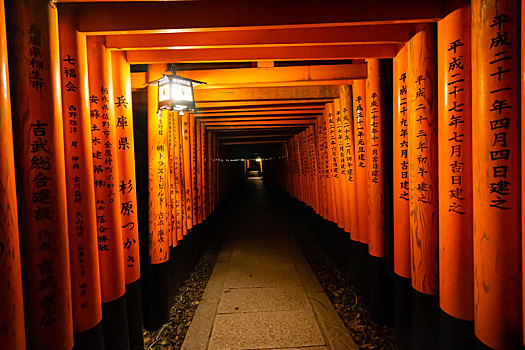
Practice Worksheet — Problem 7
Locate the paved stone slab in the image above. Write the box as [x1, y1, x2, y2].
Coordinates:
[208, 310, 325, 350]
[224, 266, 302, 289]
[180, 298, 219, 350]
[217, 286, 311, 314]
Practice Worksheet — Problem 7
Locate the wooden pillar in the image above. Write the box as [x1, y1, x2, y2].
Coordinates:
[182, 111, 194, 231]
[87, 36, 129, 350]
[190, 115, 199, 226]
[353, 80, 369, 244]
[111, 50, 144, 350]
[333, 99, 352, 231]
[0, 0, 25, 347]
[147, 65, 169, 264]
[58, 8, 104, 348]
[393, 46, 411, 279]
[366, 59, 389, 258]
[5, 1, 74, 348]
[407, 24, 439, 295]
[472, 0, 522, 347]
[340, 86, 359, 239]
[522, 2, 525, 346]
[172, 112, 184, 241]
[437, 6, 473, 322]
[325, 103, 339, 224]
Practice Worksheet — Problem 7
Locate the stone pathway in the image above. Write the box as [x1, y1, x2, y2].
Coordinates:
[181, 178, 358, 350]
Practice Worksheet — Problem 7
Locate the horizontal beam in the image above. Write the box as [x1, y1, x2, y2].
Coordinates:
[222, 140, 288, 146]
[195, 99, 332, 108]
[198, 116, 319, 123]
[194, 85, 340, 102]
[63, 0, 446, 34]
[217, 134, 294, 140]
[195, 104, 325, 113]
[193, 109, 323, 117]
[201, 119, 316, 126]
[106, 24, 411, 50]
[125, 44, 402, 63]
[180, 64, 365, 89]
[206, 125, 311, 131]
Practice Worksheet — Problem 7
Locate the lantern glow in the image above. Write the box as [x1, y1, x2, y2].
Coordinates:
[154, 74, 205, 112]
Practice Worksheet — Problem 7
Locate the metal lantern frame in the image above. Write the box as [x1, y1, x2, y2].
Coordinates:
[153, 74, 205, 112]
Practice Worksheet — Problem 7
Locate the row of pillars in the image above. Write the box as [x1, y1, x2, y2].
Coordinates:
[266, 2, 523, 349]
[0, 1, 240, 349]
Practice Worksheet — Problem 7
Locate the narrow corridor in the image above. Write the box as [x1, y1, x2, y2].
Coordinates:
[182, 178, 356, 350]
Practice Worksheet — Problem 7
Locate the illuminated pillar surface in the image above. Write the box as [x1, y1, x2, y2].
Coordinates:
[58, 8, 103, 338]
[0, 0, 26, 347]
[5, 1, 74, 348]
[472, 0, 522, 348]
[333, 99, 352, 232]
[407, 24, 439, 295]
[325, 104, 339, 224]
[366, 59, 389, 257]
[112, 52, 140, 276]
[437, 6, 473, 321]
[87, 36, 130, 350]
[182, 111, 194, 231]
[339, 86, 359, 239]
[353, 80, 369, 244]
[393, 46, 411, 278]
[148, 65, 169, 264]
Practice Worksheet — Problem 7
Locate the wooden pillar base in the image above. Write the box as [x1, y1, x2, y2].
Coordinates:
[102, 295, 130, 350]
[73, 321, 105, 350]
[368, 256, 394, 326]
[410, 290, 438, 350]
[126, 279, 145, 350]
[438, 310, 475, 350]
[394, 275, 412, 350]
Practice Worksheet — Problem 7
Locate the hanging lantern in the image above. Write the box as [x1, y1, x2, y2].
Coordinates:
[153, 74, 205, 112]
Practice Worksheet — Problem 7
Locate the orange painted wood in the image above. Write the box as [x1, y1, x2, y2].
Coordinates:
[471, 0, 522, 347]
[87, 36, 127, 300]
[58, 10, 103, 333]
[112, 51, 141, 282]
[437, 6, 473, 321]
[147, 65, 169, 263]
[190, 114, 199, 226]
[0, 0, 26, 346]
[5, 1, 74, 347]
[339, 86, 359, 239]
[316, 115, 329, 219]
[366, 59, 388, 257]
[182, 112, 194, 231]
[393, 46, 411, 278]
[324, 104, 339, 224]
[522, 2, 525, 345]
[195, 120, 203, 224]
[308, 125, 321, 212]
[407, 24, 438, 295]
[199, 122, 207, 220]
[171, 111, 184, 241]
[176, 113, 188, 237]
[167, 110, 175, 247]
[333, 99, 352, 232]
[353, 79, 369, 244]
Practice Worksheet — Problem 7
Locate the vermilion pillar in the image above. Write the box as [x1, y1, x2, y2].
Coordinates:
[325, 103, 339, 224]
[58, 8, 103, 346]
[407, 24, 439, 295]
[182, 112, 194, 231]
[6, 1, 74, 348]
[339, 86, 358, 239]
[366, 59, 389, 257]
[317, 110, 329, 220]
[393, 47, 411, 279]
[438, 6, 473, 321]
[111, 50, 144, 350]
[522, 2, 525, 346]
[353, 80, 368, 244]
[190, 115, 199, 226]
[112, 51, 141, 286]
[87, 36, 129, 349]
[148, 65, 169, 264]
[0, 0, 25, 347]
[172, 112, 184, 241]
[333, 99, 351, 231]
[472, 0, 522, 348]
